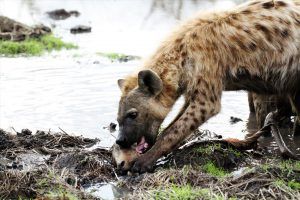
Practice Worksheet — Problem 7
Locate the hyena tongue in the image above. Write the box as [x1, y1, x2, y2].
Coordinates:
[135, 136, 149, 154]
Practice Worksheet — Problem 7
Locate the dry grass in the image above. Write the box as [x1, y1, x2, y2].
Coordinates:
[124, 161, 300, 199]
[0, 128, 299, 199]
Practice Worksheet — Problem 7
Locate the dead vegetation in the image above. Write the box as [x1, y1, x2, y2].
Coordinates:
[0, 128, 299, 199]
[0, 128, 114, 199]
[125, 162, 300, 199]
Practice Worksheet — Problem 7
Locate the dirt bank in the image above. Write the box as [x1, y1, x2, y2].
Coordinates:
[0, 129, 299, 199]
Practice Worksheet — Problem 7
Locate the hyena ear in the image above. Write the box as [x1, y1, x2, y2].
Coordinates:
[138, 70, 162, 96]
[117, 79, 125, 90]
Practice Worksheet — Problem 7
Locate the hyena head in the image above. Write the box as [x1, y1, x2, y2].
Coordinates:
[116, 70, 166, 153]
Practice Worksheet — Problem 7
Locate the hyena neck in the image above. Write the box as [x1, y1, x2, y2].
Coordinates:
[122, 36, 186, 112]
[146, 46, 184, 109]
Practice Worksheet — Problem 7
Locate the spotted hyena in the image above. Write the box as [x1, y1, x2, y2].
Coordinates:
[116, 0, 300, 173]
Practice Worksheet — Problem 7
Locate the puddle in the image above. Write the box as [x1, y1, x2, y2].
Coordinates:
[17, 152, 50, 171]
[85, 182, 129, 200]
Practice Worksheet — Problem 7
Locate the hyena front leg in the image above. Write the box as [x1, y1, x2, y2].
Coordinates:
[132, 78, 222, 173]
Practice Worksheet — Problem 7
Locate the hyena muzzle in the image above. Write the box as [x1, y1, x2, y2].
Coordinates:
[115, 0, 300, 173]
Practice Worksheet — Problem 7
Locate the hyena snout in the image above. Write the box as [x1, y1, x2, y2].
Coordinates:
[116, 133, 128, 148]
[116, 128, 137, 148]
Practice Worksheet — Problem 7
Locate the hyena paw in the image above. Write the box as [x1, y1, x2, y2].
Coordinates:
[131, 156, 155, 173]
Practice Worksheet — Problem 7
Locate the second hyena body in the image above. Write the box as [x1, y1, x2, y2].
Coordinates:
[116, 0, 300, 172]
[248, 92, 300, 134]
[248, 93, 289, 128]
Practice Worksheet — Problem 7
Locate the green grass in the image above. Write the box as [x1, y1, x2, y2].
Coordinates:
[96, 52, 140, 61]
[202, 161, 228, 177]
[279, 160, 300, 176]
[45, 189, 79, 200]
[228, 147, 242, 157]
[152, 185, 223, 200]
[0, 35, 77, 56]
[98, 52, 125, 60]
[194, 143, 222, 154]
[35, 169, 80, 200]
[288, 180, 300, 190]
[273, 179, 300, 191]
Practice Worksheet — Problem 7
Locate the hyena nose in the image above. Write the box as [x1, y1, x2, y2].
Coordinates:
[116, 135, 128, 148]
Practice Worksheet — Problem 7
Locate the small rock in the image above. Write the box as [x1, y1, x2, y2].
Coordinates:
[230, 116, 243, 124]
[11, 33, 26, 41]
[17, 129, 32, 137]
[47, 9, 80, 20]
[69, 11, 80, 17]
[34, 24, 52, 33]
[109, 123, 117, 132]
[0, 33, 11, 40]
[70, 25, 91, 34]
[216, 134, 222, 139]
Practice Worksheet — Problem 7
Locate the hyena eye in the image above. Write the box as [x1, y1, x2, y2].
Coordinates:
[126, 112, 138, 119]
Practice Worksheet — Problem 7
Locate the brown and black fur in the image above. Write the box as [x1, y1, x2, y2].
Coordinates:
[116, 0, 300, 173]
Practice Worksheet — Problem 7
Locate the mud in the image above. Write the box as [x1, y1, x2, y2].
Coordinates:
[0, 128, 299, 199]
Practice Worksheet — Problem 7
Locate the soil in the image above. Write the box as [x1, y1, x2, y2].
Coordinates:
[0, 128, 299, 199]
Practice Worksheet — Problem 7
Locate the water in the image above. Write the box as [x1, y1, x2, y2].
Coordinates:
[85, 183, 129, 200]
[0, 0, 253, 147]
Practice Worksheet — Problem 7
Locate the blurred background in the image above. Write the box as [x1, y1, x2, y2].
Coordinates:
[0, 0, 251, 147]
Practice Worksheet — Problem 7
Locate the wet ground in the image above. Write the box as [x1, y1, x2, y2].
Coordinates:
[0, 128, 299, 199]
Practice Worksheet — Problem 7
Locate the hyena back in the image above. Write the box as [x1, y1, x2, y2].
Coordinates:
[116, 0, 300, 172]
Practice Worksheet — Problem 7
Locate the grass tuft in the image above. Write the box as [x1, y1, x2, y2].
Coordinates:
[152, 185, 224, 200]
[202, 161, 228, 177]
[96, 52, 140, 62]
[195, 143, 222, 154]
[288, 180, 300, 190]
[0, 35, 77, 56]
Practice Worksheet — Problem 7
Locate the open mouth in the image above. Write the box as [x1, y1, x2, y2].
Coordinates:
[135, 136, 149, 154]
